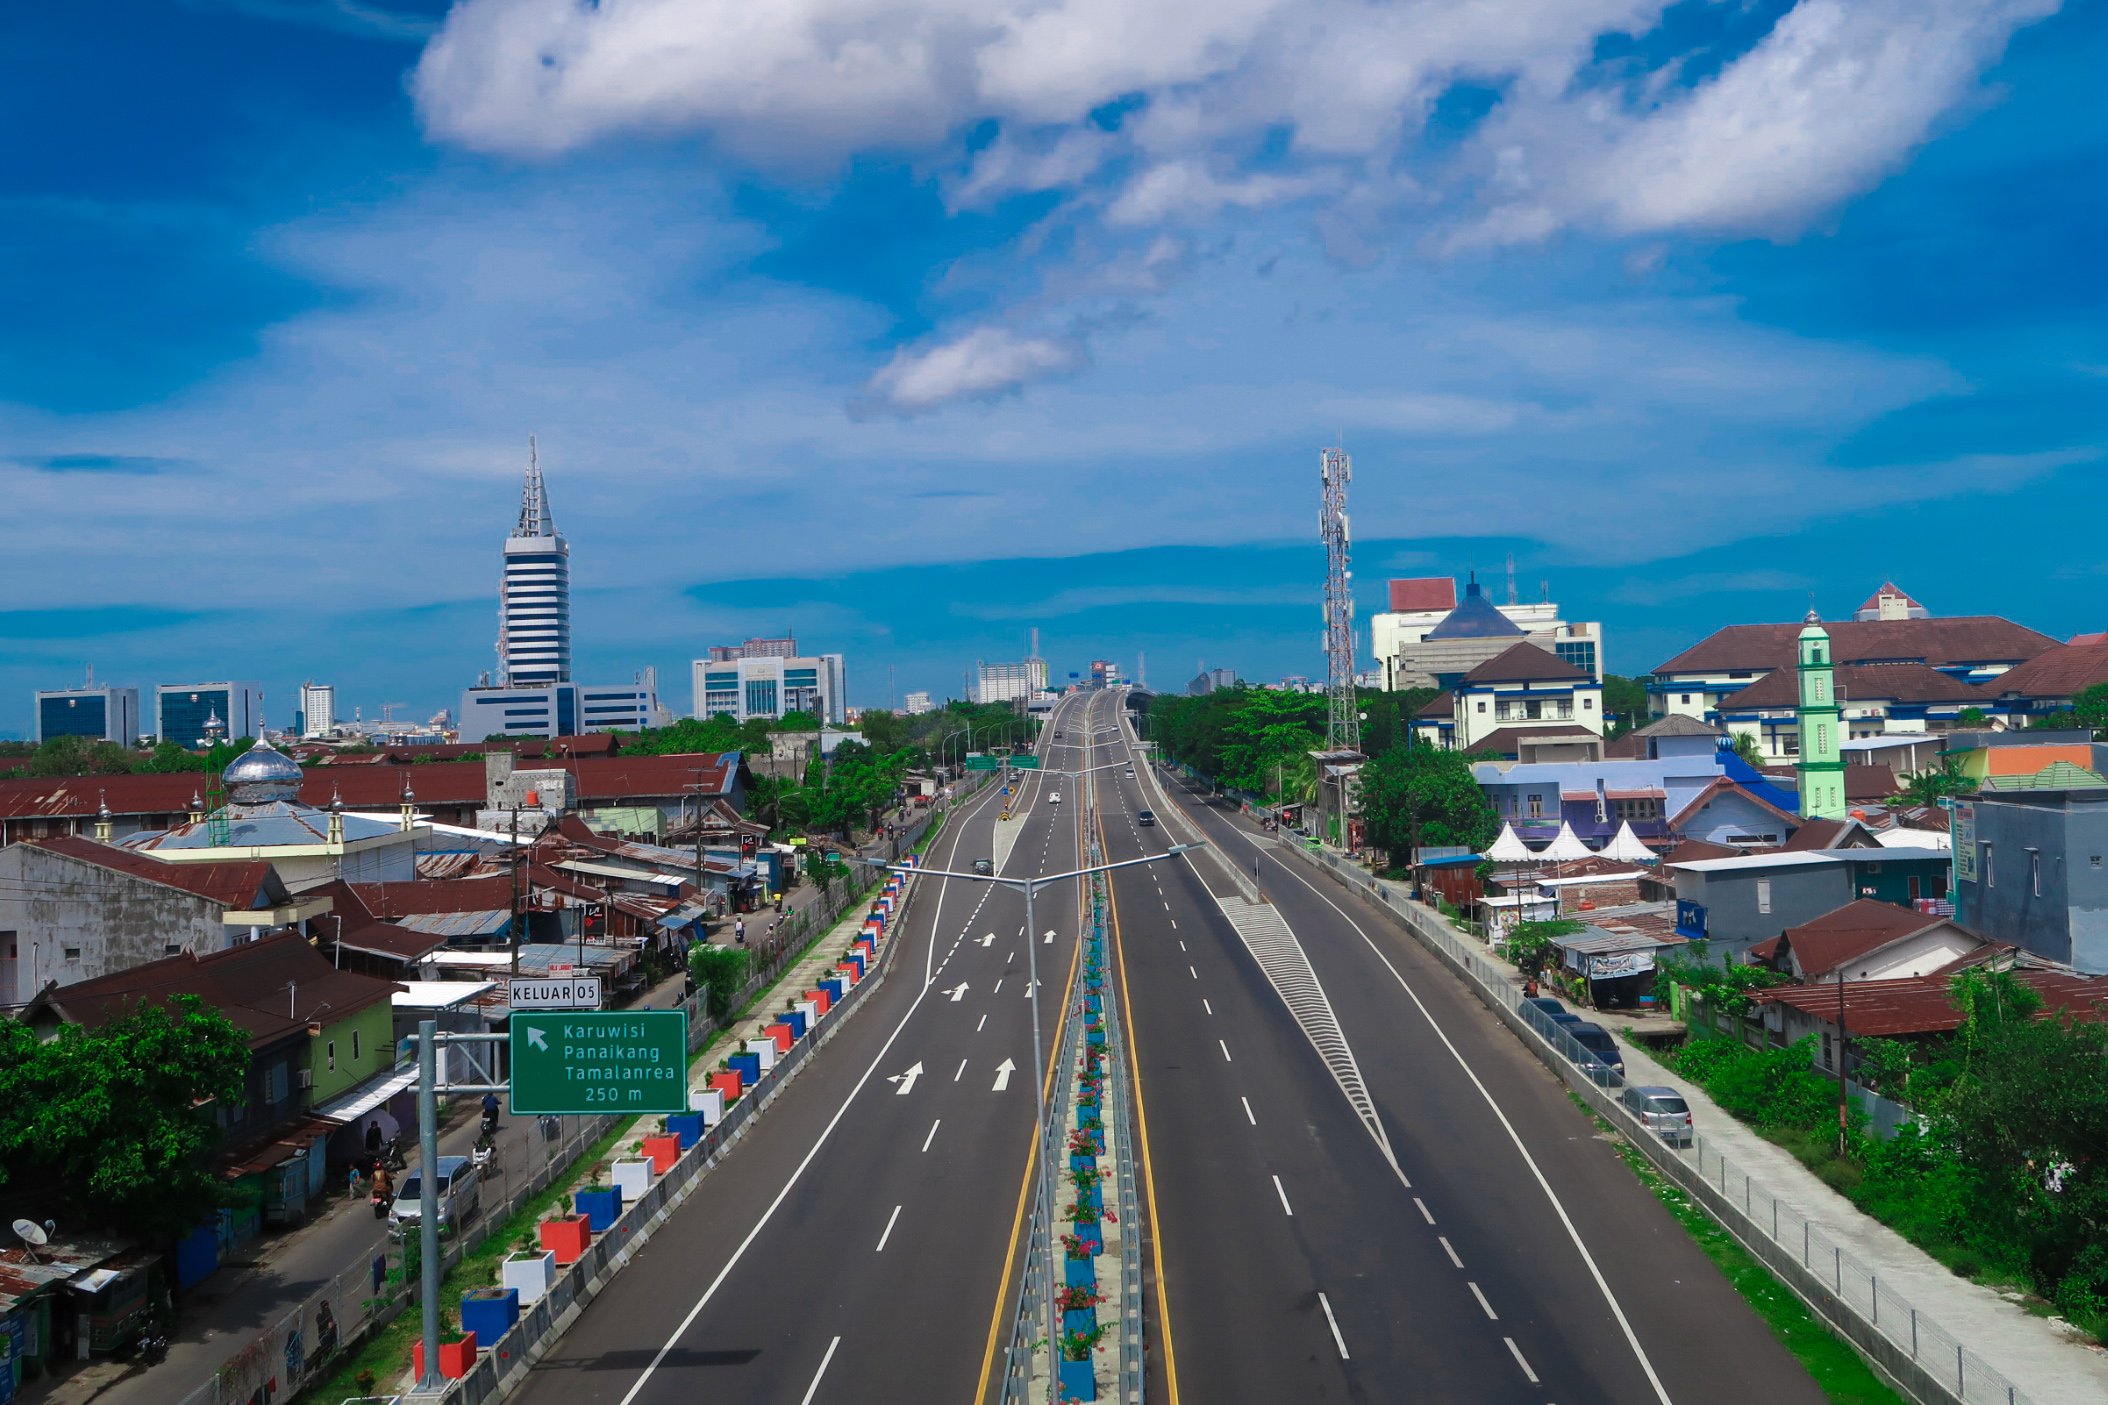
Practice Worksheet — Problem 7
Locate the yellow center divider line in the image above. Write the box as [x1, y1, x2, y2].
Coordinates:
[974, 705, 1090, 1404]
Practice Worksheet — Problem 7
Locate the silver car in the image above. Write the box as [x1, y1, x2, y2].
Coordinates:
[1620, 1085, 1694, 1147]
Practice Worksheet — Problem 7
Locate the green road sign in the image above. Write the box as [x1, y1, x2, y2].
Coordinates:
[965, 755, 999, 771]
[1009, 755, 1041, 770]
[509, 1010, 690, 1115]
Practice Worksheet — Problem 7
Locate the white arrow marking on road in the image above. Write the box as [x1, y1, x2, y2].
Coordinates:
[947, 982, 969, 1002]
[978, 932, 996, 947]
[527, 1027, 548, 1051]
[1044, 929, 1055, 944]
[889, 1062, 925, 1096]
[992, 1058, 1017, 1091]
[1022, 980, 1038, 998]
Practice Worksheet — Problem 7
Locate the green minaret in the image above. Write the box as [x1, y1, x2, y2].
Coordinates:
[1796, 610, 1847, 820]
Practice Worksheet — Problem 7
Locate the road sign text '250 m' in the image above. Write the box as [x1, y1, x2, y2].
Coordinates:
[508, 1010, 690, 1115]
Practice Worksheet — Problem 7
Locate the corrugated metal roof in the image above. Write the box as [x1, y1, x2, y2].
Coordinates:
[397, 909, 510, 937]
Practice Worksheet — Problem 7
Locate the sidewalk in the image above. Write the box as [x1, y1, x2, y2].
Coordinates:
[1306, 844, 2108, 1405]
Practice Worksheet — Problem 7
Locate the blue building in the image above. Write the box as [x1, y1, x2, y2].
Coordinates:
[33, 685, 139, 744]
[155, 681, 263, 745]
[460, 681, 664, 739]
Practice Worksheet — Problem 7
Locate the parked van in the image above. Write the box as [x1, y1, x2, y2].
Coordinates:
[1563, 1022, 1625, 1076]
[390, 1156, 482, 1235]
[1620, 1085, 1694, 1147]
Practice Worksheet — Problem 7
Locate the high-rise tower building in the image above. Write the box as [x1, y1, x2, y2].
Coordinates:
[500, 438, 571, 686]
[1795, 611, 1847, 820]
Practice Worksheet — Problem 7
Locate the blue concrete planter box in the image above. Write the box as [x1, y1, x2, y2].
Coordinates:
[781, 1011, 807, 1038]
[1070, 1218, 1102, 1254]
[730, 1052, 762, 1083]
[666, 1113, 705, 1149]
[821, 978, 844, 1004]
[459, 1289, 519, 1343]
[1059, 1358, 1098, 1401]
[1069, 1154, 1096, 1176]
[573, 1187, 623, 1232]
[1064, 1256, 1096, 1289]
[1063, 1306, 1098, 1338]
[1078, 1183, 1102, 1213]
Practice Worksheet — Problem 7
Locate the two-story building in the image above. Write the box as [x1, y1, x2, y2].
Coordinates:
[1413, 642, 1604, 754]
[1950, 777, 2108, 975]
[1715, 661, 1990, 762]
[1972, 638, 2108, 727]
[1668, 846, 1954, 961]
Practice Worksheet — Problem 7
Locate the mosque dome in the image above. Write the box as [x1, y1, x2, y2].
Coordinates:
[222, 738, 303, 805]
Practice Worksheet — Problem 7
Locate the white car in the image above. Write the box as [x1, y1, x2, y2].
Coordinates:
[1049, 793, 1062, 804]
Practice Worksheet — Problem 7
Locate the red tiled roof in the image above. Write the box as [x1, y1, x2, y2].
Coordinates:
[1857, 583, 1925, 615]
[1462, 642, 1590, 685]
[1721, 662, 1988, 710]
[1655, 616, 2058, 676]
[336, 875, 519, 918]
[1770, 898, 1946, 978]
[24, 835, 281, 909]
[1415, 692, 1455, 719]
[1388, 577, 1456, 613]
[333, 921, 446, 963]
[1662, 838, 1739, 864]
[1976, 640, 2108, 701]
[1845, 765, 1900, 803]
[1752, 968, 2108, 1037]
[1467, 725, 1599, 759]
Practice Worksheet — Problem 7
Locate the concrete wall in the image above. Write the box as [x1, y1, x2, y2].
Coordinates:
[0, 846, 232, 1005]
[1956, 793, 2108, 975]
[1679, 866, 1851, 960]
[309, 1000, 396, 1105]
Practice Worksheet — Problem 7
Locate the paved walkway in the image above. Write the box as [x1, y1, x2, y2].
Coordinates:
[1323, 850, 2108, 1404]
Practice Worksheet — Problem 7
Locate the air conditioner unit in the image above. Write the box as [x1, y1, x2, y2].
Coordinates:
[296, 1069, 314, 1089]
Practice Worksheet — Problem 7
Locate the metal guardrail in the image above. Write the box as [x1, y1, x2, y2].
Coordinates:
[1284, 841, 2034, 1405]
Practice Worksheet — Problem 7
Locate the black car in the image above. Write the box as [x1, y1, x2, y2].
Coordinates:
[971, 857, 994, 876]
[1564, 1021, 1626, 1076]
[1137, 810, 1156, 827]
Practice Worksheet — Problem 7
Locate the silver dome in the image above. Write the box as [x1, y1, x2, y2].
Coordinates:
[222, 739, 303, 805]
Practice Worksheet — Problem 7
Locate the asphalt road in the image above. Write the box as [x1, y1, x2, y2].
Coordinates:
[506, 692, 1105, 1405]
[1100, 706, 1827, 1405]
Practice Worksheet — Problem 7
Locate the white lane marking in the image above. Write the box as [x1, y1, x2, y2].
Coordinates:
[954, 1059, 967, 1082]
[922, 1120, 940, 1153]
[1241, 1096, 1256, 1126]
[1415, 1197, 1435, 1225]
[1218, 1039, 1233, 1062]
[1202, 998, 1213, 1015]
[1439, 1236, 1462, 1269]
[1318, 1292, 1349, 1360]
[611, 941, 945, 1405]
[1188, 965, 1197, 980]
[993, 978, 1004, 995]
[876, 1204, 903, 1252]
[1178, 940, 1186, 951]
[1468, 1281, 1498, 1320]
[1262, 847, 1676, 1404]
[1008, 950, 1016, 965]
[1272, 1174, 1293, 1217]
[1163, 900, 1171, 910]
[1170, 920, 1176, 929]
[798, 1336, 842, 1405]
[1504, 1337, 1539, 1384]
[976, 1014, 987, 1032]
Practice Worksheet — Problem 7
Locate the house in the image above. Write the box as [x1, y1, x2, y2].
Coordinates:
[1950, 780, 2108, 974]
[0, 836, 322, 1008]
[1746, 898, 1985, 983]
[1668, 847, 1954, 959]
[1649, 597, 2055, 724]
[19, 935, 402, 1226]
[1412, 642, 1604, 753]
[1715, 662, 1989, 763]
[1377, 574, 1605, 692]
[1972, 638, 2108, 727]
[1547, 906, 1686, 1011]
[1669, 777, 1802, 848]
[1748, 966, 2108, 1076]
[1939, 729, 2108, 786]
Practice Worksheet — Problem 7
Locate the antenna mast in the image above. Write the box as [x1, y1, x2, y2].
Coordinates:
[1320, 446, 1361, 754]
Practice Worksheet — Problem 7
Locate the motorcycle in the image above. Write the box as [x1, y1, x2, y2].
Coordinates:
[370, 1185, 392, 1220]
[132, 1323, 169, 1366]
[379, 1135, 408, 1173]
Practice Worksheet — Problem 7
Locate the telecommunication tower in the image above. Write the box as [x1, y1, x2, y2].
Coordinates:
[1320, 446, 1361, 754]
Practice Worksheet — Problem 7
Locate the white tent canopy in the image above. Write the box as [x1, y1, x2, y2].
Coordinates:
[1486, 823, 1534, 864]
[1537, 822, 1593, 862]
[1598, 821, 1656, 864]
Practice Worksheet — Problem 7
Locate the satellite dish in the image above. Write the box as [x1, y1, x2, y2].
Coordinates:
[13, 1219, 48, 1246]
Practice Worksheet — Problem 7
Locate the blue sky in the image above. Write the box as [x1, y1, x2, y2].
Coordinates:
[3, 0, 2104, 734]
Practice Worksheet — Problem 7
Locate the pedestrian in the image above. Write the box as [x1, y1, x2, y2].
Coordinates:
[348, 1164, 362, 1200]
[768, 919, 777, 943]
[364, 1118, 383, 1168]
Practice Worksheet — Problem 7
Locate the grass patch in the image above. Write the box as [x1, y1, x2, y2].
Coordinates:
[1566, 1092, 1905, 1405]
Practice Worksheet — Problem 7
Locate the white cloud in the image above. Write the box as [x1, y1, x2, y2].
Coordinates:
[1106, 162, 1329, 228]
[863, 327, 1085, 412]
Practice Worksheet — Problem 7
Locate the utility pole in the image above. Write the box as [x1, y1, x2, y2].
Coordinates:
[509, 806, 523, 977]
[1836, 968, 1850, 1157]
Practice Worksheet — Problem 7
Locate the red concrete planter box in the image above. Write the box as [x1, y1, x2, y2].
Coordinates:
[412, 1331, 477, 1380]
[805, 988, 832, 1013]
[765, 1023, 794, 1054]
[640, 1133, 681, 1174]
[710, 1070, 744, 1102]
[540, 1215, 591, 1265]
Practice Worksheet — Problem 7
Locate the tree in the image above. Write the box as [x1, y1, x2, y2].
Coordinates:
[0, 996, 249, 1239]
[1356, 744, 1498, 857]
[1503, 918, 1580, 980]
[686, 943, 750, 1019]
[1730, 732, 1764, 768]
[20, 735, 140, 777]
[1601, 675, 1651, 738]
[2073, 682, 2108, 738]
[1890, 760, 1976, 809]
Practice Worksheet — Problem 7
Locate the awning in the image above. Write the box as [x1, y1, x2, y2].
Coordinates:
[656, 899, 710, 930]
[313, 1065, 418, 1125]
[67, 1269, 125, 1295]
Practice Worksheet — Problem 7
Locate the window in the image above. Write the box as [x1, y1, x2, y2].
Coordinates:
[1821, 1032, 1833, 1069]
[327, 1041, 336, 1072]
[1583, 696, 1595, 710]
[1983, 843, 1994, 887]
[1756, 878, 1772, 915]
[264, 1062, 289, 1106]
[62, 946, 81, 962]
[2030, 851, 2041, 898]
[1813, 677, 1827, 702]
[164, 943, 181, 956]
[1476, 700, 1488, 713]
[1524, 699, 1543, 720]
[1681, 693, 1692, 705]
[352, 1030, 362, 1061]
[1527, 793, 1544, 818]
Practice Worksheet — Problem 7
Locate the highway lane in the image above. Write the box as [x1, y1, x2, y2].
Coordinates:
[1119, 714, 1825, 1405]
[508, 693, 1094, 1405]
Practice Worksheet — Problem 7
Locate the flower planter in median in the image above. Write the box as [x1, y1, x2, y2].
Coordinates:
[781, 1010, 808, 1039]
[1058, 1357, 1098, 1401]
[641, 1133, 682, 1174]
[1064, 1255, 1096, 1289]
[666, 1113, 706, 1149]
[796, 999, 820, 1029]
[744, 1038, 777, 1071]
[503, 1248, 557, 1306]
[460, 1288, 519, 1343]
[540, 1214, 591, 1264]
[730, 1051, 763, 1083]
[413, 1331, 478, 1380]
[709, 1070, 743, 1104]
[611, 1157, 654, 1202]
[765, 1022, 795, 1055]
[1070, 1217, 1102, 1254]
[1063, 1306, 1098, 1339]
[1069, 1153, 1095, 1176]
[574, 1186, 623, 1233]
[820, 978, 844, 1004]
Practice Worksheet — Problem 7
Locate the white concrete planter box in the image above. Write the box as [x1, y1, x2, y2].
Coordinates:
[745, 1037, 778, 1070]
[502, 1250, 556, 1307]
[611, 1157, 654, 1203]
[796, 1000, 820, 1031]
[691, 1088, 724, 1122]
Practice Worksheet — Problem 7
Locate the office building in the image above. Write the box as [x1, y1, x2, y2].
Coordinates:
[460, 680, 666, 740]
[156, 682, 263, 745]
[499, 439, 571, 686]
[691, 654, 847, 725]
[976, 659, 1047, 704]
[1372, 574, 1604, 691]
[34, 684, 140, 745]
[708, 636, 799, 662]
[299, 681, 337, 738]
[904, 690, 933, 715]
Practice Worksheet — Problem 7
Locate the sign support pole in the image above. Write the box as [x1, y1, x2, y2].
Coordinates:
[415, 1017, 441, 1392]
